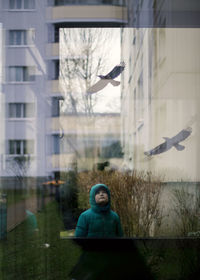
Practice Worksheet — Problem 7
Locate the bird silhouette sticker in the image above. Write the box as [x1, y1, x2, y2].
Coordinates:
[87, 62, 125, 94]
[144, 126, 192, 156]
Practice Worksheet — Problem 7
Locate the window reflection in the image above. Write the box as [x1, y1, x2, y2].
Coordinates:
[1, 26, 200, 240]
[0, 24, 199, 237]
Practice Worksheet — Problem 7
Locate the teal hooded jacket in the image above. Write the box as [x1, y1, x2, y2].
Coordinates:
[75, 184, 123, 237]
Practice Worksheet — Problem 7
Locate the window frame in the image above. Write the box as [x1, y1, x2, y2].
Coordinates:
[9, 30, 27, 45]
[9, 0, 36, 10]
[8, 103, 35, 118]
[8, 139, 34, 155]
[8, 66, 35, 83]
[8, 29, 35, 46]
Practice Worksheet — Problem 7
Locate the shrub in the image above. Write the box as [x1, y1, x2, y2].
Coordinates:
[172, 186, 200, 236]
[77, 170, 163, 237]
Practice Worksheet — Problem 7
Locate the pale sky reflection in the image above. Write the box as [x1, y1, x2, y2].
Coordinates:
[60, 28, 121, 114]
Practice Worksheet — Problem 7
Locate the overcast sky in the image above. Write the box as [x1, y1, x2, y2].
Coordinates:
[92, 28, 121, 113]
[60, 28, 121, 114]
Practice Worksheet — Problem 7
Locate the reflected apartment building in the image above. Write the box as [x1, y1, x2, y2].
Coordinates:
[0, 23, 4, 175]
[121, 25, 200, 181]
[0, 0, 127, 183]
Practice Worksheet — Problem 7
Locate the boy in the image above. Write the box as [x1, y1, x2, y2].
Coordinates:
[75, 183, 123, 237]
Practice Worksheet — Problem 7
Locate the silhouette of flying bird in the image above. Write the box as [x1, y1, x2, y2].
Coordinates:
[98, 61, 125, 80]
[144, 126, 192, 156]
[87, 62, 125, 94]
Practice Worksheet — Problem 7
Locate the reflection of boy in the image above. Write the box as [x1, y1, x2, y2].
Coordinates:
[75, 183, 123, 237]
[26, 210, 38, 235]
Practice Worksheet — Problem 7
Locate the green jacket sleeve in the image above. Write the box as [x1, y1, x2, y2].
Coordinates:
[75, 213, 88, 237]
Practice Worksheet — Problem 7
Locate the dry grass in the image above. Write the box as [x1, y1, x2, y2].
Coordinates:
[77, 170, 163, 237]
[172, 187, 200, 236]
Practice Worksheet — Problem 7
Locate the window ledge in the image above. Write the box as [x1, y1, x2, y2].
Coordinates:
[6, 81, 35, 85]
[7, 45, 35, 48]
[5, 9, 36, 12]
[6, 154, 34, 157]
[7, 118, 35, 121]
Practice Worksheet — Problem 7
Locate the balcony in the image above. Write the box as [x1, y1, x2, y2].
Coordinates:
[46, 3, 127, 24]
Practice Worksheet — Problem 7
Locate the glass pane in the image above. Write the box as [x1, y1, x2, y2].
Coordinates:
[9, 67, 18, 81]
[16, 104, 22, 117]
[54, 0, 64, 5]
[27, 29, 34, 44]
[16, 0, 22, 9]
[16, 31, 22, 45]
[25, 103, 34, 117]
[23, 67, 28, 81]
[27, 67, 35, 81]
[22, 31, 27, 45]
[9, 31, 14, 45]
[9, 140, 15, 154]
[16, 67, 23, 81]
[9, 0, 15, 9]
[23, 140, 26, 154]
[24, 0, 28, 9]
[9, 104, 15, 117]
[16, 140, 21, 154]
[27, 140, 34, 154]
[52, 97, 59, 117]
[24, 0, 35, 9]
[53, 135, 60, 154]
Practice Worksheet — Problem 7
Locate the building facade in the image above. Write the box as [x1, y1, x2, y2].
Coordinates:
[121, 26, 200, 182]
[0, 0, 127, 180]
[1, 0, 199, 182]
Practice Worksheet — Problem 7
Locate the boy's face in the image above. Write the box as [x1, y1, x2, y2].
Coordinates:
[95, 189, 109, 206]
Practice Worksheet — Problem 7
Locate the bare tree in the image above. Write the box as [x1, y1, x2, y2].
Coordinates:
[59, 28, 117, 115]
[58, 28, 120, 171]
[7, 155, 31, 188]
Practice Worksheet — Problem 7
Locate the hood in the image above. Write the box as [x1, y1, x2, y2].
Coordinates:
[89, 183, 111, 213]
